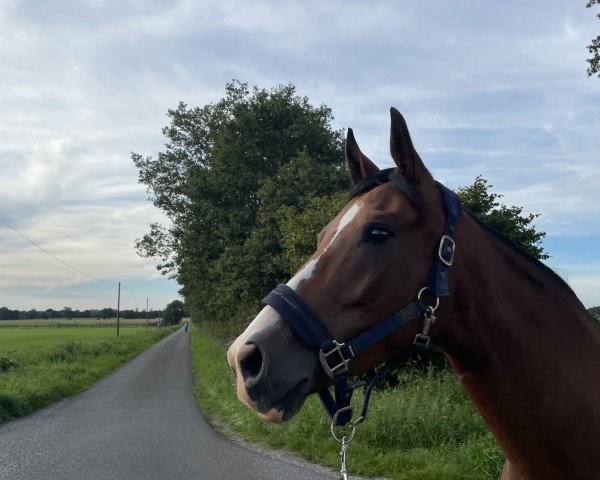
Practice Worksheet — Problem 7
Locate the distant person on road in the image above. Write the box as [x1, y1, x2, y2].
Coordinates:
[184, 322, 188, 332]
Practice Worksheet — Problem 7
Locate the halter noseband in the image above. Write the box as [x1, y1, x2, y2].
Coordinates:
[262, 178, 462, 428]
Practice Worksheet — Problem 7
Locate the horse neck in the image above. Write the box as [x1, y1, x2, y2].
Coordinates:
[435, 213, 600, 480]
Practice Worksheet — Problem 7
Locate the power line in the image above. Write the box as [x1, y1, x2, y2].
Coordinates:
[0, 215, 151, 304]
[0, 215, 114, 286]
[121, 284, 142, 300]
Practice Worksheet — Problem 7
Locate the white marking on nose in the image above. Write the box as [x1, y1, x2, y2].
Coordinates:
[228, 305, 281, 363]
[286, 202, 361, 291]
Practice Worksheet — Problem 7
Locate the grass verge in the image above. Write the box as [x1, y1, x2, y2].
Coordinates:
[191, 323, 504, 480]
[0, 325, 178, 423]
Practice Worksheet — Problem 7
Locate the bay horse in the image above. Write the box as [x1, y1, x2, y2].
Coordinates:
[227, 108, 600, 480]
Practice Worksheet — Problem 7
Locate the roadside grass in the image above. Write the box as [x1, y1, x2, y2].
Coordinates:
[191, 323, 504, 480]
[0, 325, 178, 423]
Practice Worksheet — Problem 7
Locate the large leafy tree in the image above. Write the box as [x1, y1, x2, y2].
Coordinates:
[277, 192, 348, 273]
[587, 0, 600, 77]
[134, 82, 346, 323]
[135, 82, 547, 326]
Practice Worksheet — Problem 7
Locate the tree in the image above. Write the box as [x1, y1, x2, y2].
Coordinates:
[133, 81, 346, 324]
[100, 308, 114, 319]
[42, 309, 56, 319]
[62, 307, 73, 320]
[163, 300, 186, 325]
[456, 176, 547, 260]
[278, 192, 348, 273]
[587, 0, 600, 77]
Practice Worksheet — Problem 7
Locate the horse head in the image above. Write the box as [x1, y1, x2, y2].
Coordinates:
[227, 108, 452, 423]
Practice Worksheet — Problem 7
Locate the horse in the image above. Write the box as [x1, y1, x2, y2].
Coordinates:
[227, 108, 600, 480]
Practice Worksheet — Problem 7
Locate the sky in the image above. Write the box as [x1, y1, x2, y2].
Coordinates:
[0, 0, 599, 310]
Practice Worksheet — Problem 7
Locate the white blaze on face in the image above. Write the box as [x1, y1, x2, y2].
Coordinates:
[287, 201, 362, 291]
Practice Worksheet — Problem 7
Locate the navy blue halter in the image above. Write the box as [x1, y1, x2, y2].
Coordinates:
[262, 178, 462, 427]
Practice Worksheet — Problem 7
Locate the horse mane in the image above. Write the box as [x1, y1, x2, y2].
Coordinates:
[467, 211, 585, 305]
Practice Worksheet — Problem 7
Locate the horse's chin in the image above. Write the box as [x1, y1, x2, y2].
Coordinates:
[238, 379, 309, 423]
[260, 397, 306, 423]
[258, 399, 304, 423]
[258, 408, 286, 423]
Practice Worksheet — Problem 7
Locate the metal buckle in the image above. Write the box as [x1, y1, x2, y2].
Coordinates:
[331, 406, 353, 431]
[319, 340, 351, 378]
[331, 408, 365, 430]
[417, 287, 440, 311]
[413, 333, 431, 348]
[330, 407, 362, 442]
[438, 235, 455, 266]
[413, 306, 436, 348]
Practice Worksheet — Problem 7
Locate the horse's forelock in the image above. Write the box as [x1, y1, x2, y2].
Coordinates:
[349, 167, 419, 211]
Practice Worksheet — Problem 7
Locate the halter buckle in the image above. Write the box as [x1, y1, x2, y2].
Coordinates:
[331, 407, 361, 441]
[438, 235, 456, 266]
[413, 333, 431, 348]
[320, 340, 352, 378]
[413, 306, 436, 348]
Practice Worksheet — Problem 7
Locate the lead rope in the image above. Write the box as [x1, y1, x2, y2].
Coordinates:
[331, 421, 356, 479]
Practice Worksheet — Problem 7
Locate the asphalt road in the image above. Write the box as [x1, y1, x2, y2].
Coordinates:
[0, 328, 332, 480]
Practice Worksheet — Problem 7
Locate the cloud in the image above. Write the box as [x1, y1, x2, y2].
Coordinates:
[0, 0, 598, 308]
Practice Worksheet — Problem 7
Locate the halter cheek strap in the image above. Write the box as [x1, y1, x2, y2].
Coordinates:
[262, 182, 462, 427]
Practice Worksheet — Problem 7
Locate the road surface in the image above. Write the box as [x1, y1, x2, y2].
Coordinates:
[0, 328, 333, 479]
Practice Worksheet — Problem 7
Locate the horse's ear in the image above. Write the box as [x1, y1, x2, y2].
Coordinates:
[346, 128, 379, 185]
[389, 107, 431, 185]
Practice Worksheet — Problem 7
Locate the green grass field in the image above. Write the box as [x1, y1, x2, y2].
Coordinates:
[0, 324, 178, 423]
[191, 323, 505, 480]
[0, 317, 160, 328]
[0, 326, 154, 353]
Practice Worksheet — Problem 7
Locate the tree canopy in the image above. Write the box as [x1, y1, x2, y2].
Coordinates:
[135, 83, 548, 329]
[277, 192, 348, 273]
[133, 81, 346, 323]
[163, 300, 186, 325]
[587, 0, 600, 77]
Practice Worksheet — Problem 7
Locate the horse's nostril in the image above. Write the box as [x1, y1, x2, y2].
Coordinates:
[239, 343, 263, 381]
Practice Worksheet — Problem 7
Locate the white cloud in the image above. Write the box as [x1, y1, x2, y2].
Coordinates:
[0, 0, 598, 308]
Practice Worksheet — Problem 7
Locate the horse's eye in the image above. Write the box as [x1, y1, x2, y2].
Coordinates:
[367, 227, 391, 244]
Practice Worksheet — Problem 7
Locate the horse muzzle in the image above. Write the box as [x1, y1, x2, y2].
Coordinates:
[227, 306, 318, 422]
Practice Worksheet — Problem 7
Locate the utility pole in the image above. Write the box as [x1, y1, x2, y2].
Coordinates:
[116, 281, 121, 337]
[146, 298, 149, 331]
